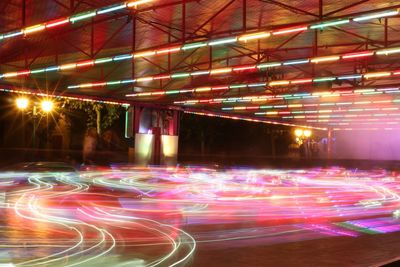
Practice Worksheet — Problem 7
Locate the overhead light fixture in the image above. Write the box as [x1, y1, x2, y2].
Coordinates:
[353, 10, 399, 22]
[310, 19, 350, 29]
[238, 32, 270, 42]
[310, 56, 340, 63]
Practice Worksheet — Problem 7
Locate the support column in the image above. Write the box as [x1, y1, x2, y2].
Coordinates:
[327, 128, 333, 160]
[132, 106, 180, 166]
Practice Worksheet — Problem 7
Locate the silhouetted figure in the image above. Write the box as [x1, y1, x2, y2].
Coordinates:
[83, 128, 98, 164]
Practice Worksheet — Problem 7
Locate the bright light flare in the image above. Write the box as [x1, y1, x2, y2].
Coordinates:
[41, 100, 54, 113]
[303, 129, 312, 137]
[294, 128, 303, 137]
[16, 97, 29, 110]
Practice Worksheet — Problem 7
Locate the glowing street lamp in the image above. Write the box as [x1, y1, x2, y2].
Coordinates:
[15, 98, 56, 148]
[41, 100, 54, 113]
[16, 97, 29, 110]
[294, 128, 312, 138]
[303, 129, 312, 138]
[294, 128, 303, 137]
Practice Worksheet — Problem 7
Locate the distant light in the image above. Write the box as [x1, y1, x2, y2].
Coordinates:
[303, 129, 312, 137]
[294, 129, 303, 137]
[41, 100, 54, 113]
[16, 97, 29, 110]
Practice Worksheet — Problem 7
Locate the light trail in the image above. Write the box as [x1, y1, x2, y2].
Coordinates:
[2, 167, 400, 265]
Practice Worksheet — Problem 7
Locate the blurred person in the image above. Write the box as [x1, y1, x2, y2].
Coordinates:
[82, 127, 98, 164]
[101, 129, 118, 151]
[311, 140, 319, 158]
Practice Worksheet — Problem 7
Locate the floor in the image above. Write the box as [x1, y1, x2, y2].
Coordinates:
[1, 166, 400, 266]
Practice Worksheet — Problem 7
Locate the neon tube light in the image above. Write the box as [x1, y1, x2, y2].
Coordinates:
[342, 51, 374, 59]
[69, 11, 97, 23]
[353, 10, 399, 22]
[364, 72, 391, 79]
[283, 59, 310, 65]
[311, 56, 340, 63]
[310, 19, 350, 29]
[97, 4, 128, 14]
[376, 47, 400, 55]
[272, 26, 308, 35]
[127, 0, 153, 7]
[208, 37, 238, 46]
[238, 32, 270, 42]
[45, 18, 70, 28]
[24, 24, 46, 34]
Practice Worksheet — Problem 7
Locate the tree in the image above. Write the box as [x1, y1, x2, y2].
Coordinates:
[61, 100, 123, 134]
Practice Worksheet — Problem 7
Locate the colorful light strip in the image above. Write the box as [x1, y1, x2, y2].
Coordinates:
[333, 127, 400, 131]
[174, 86, 400, 105]
[0, 88, 130, 106]
[0, 0, 153, 41]
[183, 110, 326, 130]
[255, 107, 400, 116]
[222, 99, 400, 112]
[67, 46, 400, 89]
[315, 122, 400, 127]
[305, 118, 400, 123]
[126, 83, 263, 97]
[126, 70, 400, 98]
[282, 112, 400, 120]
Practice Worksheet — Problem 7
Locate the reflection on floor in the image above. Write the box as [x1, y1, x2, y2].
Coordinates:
[1, 166, 400, 266]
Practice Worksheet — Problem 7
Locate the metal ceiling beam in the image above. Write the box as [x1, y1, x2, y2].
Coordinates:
[324, 0, 371, 17]
[188, 0, 236, 38]
[93, 19, 130, 57]
[332, 26, 383, 47]
[260, 0, 319, 18]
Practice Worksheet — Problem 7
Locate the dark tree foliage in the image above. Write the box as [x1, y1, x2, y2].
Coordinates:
[61, 99, 124, 134]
